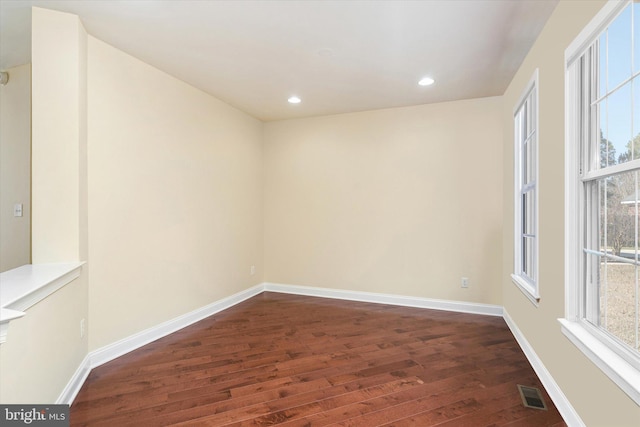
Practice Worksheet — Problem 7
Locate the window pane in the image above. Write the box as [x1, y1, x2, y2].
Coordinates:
[529, 92, 536, 133]
[523, 189, 535, 236]
[601, 171, 635, 256]
[523, 236, 534, 279]
[524, 138, 535, 185]
[595, 171, 640, 354]
[523, 101, 529, 139]
[608, 5, 632, 90]
[599, 100, 615, 168]
[522, 142, 527, 184]
[599, 33, 608, 98]
[518, 99, 536, 186]
[600, 261, 638, 351]
[599, 179, 607, 250]
[586, 251, 602, 321]
[529, 135, 536, 184]
[633, 78, 640, 159]
[607, 81, 633, 165]
[515, 110, 520, 137]
[634, 2, 640, 73]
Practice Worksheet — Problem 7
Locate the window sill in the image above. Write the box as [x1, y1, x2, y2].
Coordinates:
[0, 262, 84, 344]
[559, 318, 640, 405]
[511, 274, 540, 306]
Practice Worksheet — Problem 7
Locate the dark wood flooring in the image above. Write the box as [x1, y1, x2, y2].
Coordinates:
[70, 292, 566, 426]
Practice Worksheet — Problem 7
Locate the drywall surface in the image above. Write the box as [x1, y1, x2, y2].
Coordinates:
[264, 98, 503, 305]
[87, 37, 264, 350]
[0, 8, 89, 404]
[502, 0, 640, 425]
[31, 8, 84, 263]
[0, 64, 31, 272]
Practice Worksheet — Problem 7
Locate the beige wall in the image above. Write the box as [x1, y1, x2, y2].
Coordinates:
[31, 8, 86, 264]
[264, 98, 503, 304]
[502, 1, 640, 425]
[0, 64, 31, 272]
[87, 37, 264, 350]
[0, 8, 89, 404]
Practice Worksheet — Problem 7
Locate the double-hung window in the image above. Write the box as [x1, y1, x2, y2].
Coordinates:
[563, 0, 640, 404]
[512, 70, 539, 305]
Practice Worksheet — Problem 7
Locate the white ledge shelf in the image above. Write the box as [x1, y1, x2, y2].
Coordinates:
[0, 308, 25, 344]
[0, 262, 84, 344]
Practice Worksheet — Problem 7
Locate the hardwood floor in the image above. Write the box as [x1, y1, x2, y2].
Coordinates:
[70, 292, 566, 426]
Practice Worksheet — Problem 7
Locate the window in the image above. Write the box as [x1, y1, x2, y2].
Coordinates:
[563, 0, 640, 404]
[512, 70, 539, 305]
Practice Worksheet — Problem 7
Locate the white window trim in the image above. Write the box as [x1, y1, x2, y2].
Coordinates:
[512, 69, 540, 306]
[562, 0, 640, 405]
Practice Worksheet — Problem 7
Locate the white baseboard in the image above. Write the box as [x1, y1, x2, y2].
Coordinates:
[89, 284, 264, 368]
[57, 283, 263, 405]
[56, 354, 91, 405]
[264, 282, 504, 317]
[503, 309, 584, 427]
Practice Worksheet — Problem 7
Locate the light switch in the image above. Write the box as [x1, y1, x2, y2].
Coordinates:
[13, 204, 23, 217]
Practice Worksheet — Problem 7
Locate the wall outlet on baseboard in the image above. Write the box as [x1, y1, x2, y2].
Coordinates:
[250, 265, 255, 276]
[461, 277, 469, 288]
[80, 318, 86, 339]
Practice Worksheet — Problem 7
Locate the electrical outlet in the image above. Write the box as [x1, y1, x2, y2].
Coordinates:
[461, 277, 469, 288]
[80, 318, 85, 339]
[250, 265, 255, 276]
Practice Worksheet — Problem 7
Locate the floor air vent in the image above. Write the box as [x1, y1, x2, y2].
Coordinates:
[517, 384, 547, 410]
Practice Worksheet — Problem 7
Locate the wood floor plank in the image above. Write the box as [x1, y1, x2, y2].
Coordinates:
[70, 292, 566, 426]
[278, 368, 491, 426]
[323, 371, 515, 427]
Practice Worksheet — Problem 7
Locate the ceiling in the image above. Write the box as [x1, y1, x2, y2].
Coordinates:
[0, 0, 558, 121]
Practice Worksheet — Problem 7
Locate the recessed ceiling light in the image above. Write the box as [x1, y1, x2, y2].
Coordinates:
[418, 77, 435, 86]
[288, 96, 302, 104]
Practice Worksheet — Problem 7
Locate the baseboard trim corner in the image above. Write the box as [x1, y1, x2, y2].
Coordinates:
[57, 354, 92, 405]
[264, 282, 503, 317]
[503, 309, 584, 427]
